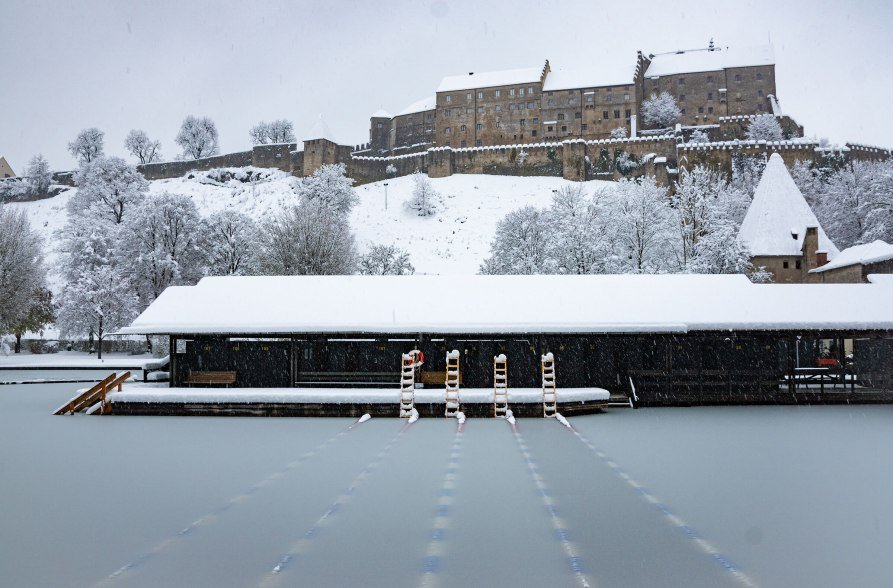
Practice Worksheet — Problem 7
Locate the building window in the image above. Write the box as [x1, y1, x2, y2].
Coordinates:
[586, 95, 593, 103]
[532, 118, 538, 124]
[528, 87, 534, 94]
[466, 108, 472, 114]
[509, 89, 515, 96]
[581, 123, 588, 130]
[520, 119, 526, 126]
[757, 72, 763, 80]
[678, 77, 685, 85]
[708, 106, 714, 114]
[444, 126, 451, 134]
[460, 124, 467, 132]
[625, 109, 631, 119]
[614, 109, 620, 119]
[528, 102, 534, 109]
[495, 120, 501, 128]
[783, 261, 789, 269]
[547, 125, 554, 131]
[509, 103, 515, 111]
[467, 92, 472, 100]
[708, 92, 713, 100]
[735, 74, 742, 82]
[606, 94, 614, 102]
[679, 94, 685, 101]
[476, 123, 482, 130]
[561, 125, 567, 132]
[758, 90, 764, 97]
[460, 140, 467, 147]
[557, 113, 565, 120]
[575, 112, 581, 119]
[603, 111, 609, 119]
[444, 109, 451, 117]
[796, 260, 802, 269]
[446, 95, 452, 103]
[495, 90, 501, 98]
[681, 108, 686, 115]
[531, 130, 538, 137]
[477, 91, 483, 99]
[376, 122, 383, 129]
[519, 88, 525, 97]
[624, 94, 630, 101]
[495, 104, 501, 112]
[698, 106, 704, 113]
[475, 139, 482, 146]
[548, 98, 555, 106]
[477, 106, 484, 113]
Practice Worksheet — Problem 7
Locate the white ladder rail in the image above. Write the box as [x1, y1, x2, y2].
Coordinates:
[399, 351, 418, 418]
[444, 350, 461, 417]
[493, 354, 508, 417]
[541, 352, 557, 417]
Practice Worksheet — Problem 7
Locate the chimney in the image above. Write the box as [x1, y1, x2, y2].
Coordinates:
[816, 251, 828, 267]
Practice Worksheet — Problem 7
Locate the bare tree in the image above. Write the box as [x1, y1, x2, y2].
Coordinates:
[250, 119, 296, 145]
[175, 115, 220, 159]
[261, 204, 358, 275]
[124, 129, 162, 164]
[67, 127, 105, 164]
[359, 244, 414, 275]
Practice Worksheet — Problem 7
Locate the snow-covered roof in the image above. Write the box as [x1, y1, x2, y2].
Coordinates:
[810, 241, 893, 273]
[437, 65, 544, 93]
[737, 153, 839, 258]
[394, 96, 436, 118]
[645, 45, 774, 77]
[370, 109, 392, 119]
[543, 64, 636, 91]
[120, 274, 893, 336]
[305, 115, 339, 143]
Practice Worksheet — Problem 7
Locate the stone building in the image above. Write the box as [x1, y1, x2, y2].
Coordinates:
[368, 43, 778, 153]
[0, 156, 15, 178]
[809, 241, 893, 283]
[737, 153, 839, 283]
[638, 44, 777, 128]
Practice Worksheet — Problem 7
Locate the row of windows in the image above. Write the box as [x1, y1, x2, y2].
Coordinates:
[442, 102, 538, 117]
[663, 72, 765, 86]
[444, 86, 537, 103]
[443, 116, 544, 134]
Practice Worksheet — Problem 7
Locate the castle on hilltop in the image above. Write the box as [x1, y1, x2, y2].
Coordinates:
[367, 43, 789, 155]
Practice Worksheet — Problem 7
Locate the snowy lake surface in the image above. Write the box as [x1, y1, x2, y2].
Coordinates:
[3, 374, 893, 587]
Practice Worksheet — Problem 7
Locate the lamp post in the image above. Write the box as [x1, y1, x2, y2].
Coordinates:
[383, 182, 389, 211]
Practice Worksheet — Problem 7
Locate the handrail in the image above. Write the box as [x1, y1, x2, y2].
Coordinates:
[628, 376, 639, 409]
[52, 371, 131, 415]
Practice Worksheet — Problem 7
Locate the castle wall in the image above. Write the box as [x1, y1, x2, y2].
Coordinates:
[252, 143, 298, 170]
[393, 110, 435, 151]
[137, 151, 253, 180]
[678, 140, 819, 176]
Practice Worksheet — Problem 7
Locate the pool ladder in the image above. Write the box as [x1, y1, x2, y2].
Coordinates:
[399, 352, 417, 418]
[541, 353, 557, 417]
[494, 354, 508, 417]
[444, 350, 461, 417]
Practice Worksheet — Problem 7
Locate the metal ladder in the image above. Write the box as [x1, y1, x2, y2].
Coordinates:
[399, 352, 417, 418]
[493, 354, 508, 417]
[444, 350, 461, 417]
[541, 352, 557, 417]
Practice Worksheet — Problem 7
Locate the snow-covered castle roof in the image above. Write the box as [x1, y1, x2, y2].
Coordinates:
[437, 65, 544, 93]
[542, 63, 636, 91]
[737, 153, 839, 258]
[305, 115, 339, 143]
[810, 241, 893, 273]
[645, 45, 774, 77]
[395, 96, 436, 117]
[120, 274, 893, 336]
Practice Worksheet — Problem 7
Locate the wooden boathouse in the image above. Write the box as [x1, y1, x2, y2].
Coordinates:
[105, 274, 893, 415]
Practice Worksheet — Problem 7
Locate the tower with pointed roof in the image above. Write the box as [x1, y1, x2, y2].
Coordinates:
[737, 153, 839, 283]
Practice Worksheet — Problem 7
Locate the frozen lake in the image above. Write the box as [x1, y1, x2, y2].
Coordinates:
[2, 376, 893, 587]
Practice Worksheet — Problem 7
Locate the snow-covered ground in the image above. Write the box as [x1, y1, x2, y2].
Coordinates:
[0, 351, 163, 369]
[10, 171, 615, 281]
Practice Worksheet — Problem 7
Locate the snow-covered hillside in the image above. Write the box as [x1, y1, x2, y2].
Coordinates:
[11, 170, 615, 280]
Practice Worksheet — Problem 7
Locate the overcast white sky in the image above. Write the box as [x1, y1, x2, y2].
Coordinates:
[1, 0, 891, 173]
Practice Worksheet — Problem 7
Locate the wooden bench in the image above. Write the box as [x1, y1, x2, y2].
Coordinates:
[295, 371, 399, 387]
[185, 371, 237, 387]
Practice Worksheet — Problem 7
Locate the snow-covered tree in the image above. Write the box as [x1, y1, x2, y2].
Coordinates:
[609, 177, 679, 273]
[25, 154, 53, 196]
[175, 115, 220, 160]
[57, 214, 118, 284]
[610, 127, 628, 139]
[296, 163, 358, 215]
[688, 129, 710, 144]
[480, 206, 553, 275]
[67, 127, 105, 165]
[359, 244, 415, 275]
[0, 207, 45, 334]
[546, 185, 607, 274]
[405, 172, 439, 216]
[641, 92, 681, 128]
[70, 156, 148, 224]
[10, 287, 54, 353]
[200, 209, 261, 276]
[250, 119, 296, 145]
[261, 204, 358, 275]
[56, 265, 139, 358]
[746, 114, 784, 142]
[385, 164, 398, 176]
[124, 129, 162, 164]
[119, 192, 204, 307]
[730, 154, 767, 199]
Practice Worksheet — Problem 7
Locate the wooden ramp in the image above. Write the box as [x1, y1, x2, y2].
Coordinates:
[444, 350, 461, 417]
[494, 354, 508, 417]
[53, 371, 131, 415]
[541, 353, 557, 417]
[399, 352, 417, 418]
